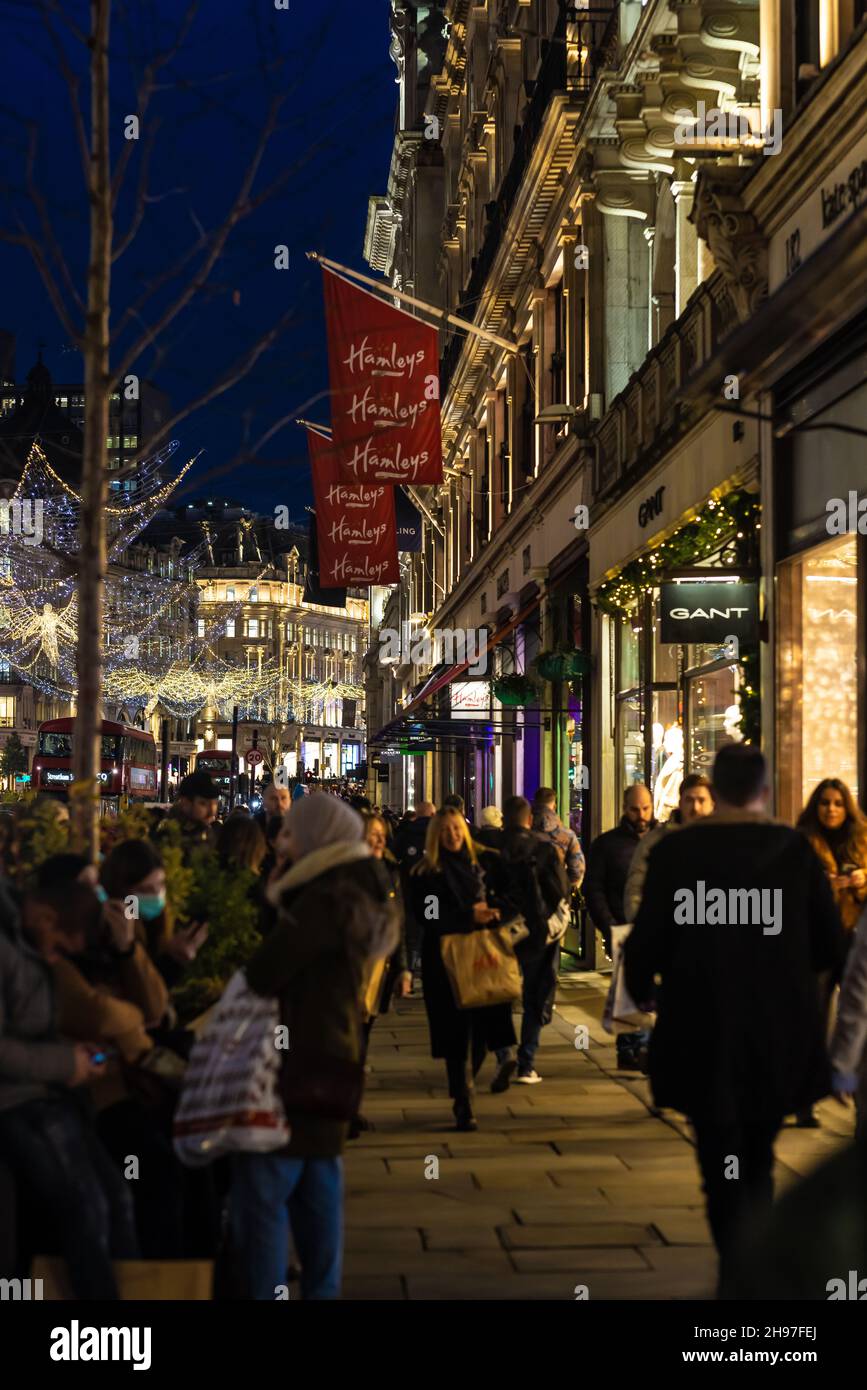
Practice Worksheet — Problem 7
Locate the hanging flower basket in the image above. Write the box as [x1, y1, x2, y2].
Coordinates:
[493, 673, 539, 707]
[534, 649, 591, 682]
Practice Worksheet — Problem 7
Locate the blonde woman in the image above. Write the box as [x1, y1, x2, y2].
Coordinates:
[409, 808, 515, 1130]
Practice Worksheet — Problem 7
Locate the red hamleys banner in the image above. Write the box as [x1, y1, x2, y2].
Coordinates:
[307, 428, 400, 588]
[322, 267, 443, 486]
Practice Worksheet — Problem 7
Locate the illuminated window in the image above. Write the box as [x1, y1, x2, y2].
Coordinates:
[247, 619, 259, 638]
[123, 435, 138, 449]
[226, 618, 236, 637]
[197, 619, 205, 637]
[0, 696, 15, 727]
[226, 587, 235, 601]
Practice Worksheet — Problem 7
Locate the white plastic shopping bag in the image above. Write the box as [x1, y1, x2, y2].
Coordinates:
[173, 970, 290, 1166]
[602, 924, 656, 1035]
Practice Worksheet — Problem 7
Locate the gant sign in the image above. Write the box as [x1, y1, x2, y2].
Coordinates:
[660, 581, 758, 644]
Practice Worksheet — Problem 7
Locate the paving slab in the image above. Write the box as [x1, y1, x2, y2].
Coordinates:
[340, 982, 852, 1300]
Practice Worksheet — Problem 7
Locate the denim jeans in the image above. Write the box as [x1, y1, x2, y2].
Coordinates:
[228, 1153, 344, 1300]
[496, 944, 560, 1072]
[0, 1095, 138, 1299]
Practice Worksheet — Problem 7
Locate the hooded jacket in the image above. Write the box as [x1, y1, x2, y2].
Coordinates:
[532, 806, 585, 886]
[246, 840, 399, 1156]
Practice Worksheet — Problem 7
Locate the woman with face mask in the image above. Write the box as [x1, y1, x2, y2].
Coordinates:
[100, 839, 209, 989]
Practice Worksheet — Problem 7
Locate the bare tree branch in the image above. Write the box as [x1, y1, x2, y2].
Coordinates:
[40, 6, 90, 186]
[0, 214, 81, 346]
[23, 124, 86, 319]
[110, 0, 200, 212]
[117, 303, 298, 471]
[113, 91, 287, 381]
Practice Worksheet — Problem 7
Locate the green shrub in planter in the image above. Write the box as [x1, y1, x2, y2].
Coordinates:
[534, 649, 591, 681]
[493, 673, 540, 706]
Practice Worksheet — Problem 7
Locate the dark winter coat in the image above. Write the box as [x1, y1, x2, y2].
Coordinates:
[472, 825, 505, 852]
[410, 851, 516, 1060]
[584, 817, 653, 931]
[375, 852, 409, 1015]
[246, 843, 399, 1157]
[0, 884, 75, 1113]
[394, 815, 433, 955]
[393, 815, 432, 869]
[481, 827, 569, 954]
[623, 812, 846, 1126]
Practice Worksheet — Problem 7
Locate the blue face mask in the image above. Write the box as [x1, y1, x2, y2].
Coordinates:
[137, 894, 166, 921]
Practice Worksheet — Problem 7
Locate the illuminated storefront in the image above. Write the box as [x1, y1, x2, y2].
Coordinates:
[773, 346, 867, 822]
[588, 402, 761, 832]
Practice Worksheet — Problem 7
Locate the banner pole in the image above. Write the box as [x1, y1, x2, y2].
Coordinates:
[306, 251, 519, 356]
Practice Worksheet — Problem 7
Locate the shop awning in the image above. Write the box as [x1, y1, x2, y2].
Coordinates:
[369, 593, 541, 747]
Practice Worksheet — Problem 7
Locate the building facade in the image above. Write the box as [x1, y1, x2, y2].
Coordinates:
[165, 500, 369, 789]
[365, 0, 867, 842]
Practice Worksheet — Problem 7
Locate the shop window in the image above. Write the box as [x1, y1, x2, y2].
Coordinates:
[0, 695, 15, 727]
[614, 582, 750, 819]
[777, 536, 858, 821]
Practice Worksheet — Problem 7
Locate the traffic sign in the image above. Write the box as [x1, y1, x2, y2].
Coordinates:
[245, 748, 264, 767]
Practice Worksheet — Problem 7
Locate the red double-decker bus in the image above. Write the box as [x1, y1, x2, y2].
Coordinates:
[32, 718, 158, 805]
[193, 748, 238, 797]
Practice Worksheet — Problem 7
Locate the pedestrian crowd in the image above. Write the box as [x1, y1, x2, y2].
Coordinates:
[1, 748, 866, 1299]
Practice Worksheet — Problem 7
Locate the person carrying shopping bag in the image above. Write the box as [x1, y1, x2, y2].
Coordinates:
[409, 808, 517, 1132]
[225, 793, 399, 1300]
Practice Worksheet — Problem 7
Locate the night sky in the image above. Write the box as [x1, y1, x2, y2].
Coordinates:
[0, 0, 397, 518]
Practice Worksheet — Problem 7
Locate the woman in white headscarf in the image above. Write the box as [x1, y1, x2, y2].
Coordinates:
[227, 792, 399, 1300]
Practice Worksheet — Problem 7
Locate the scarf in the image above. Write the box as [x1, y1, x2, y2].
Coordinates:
[266, 839, 371, 905]
[438, 846, 486, 910]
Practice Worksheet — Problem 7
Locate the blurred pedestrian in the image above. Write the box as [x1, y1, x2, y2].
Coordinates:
[409, 808, 515, 1131]
[624, 744, 844, 1284]
[797, 779, 867, 937]
[473, 804, 504, 851]
[795, 779, 867, 1127]
[532, 787, 585, 887]
[349, 812, 410, 1139]
[485, 796, 569, 1091]
[830, 905, 867, 1139]
[158, 771, 220, 855]
[227, 792, 398, 1300]
[623, 774, 714, 924]
[584, 783, 653, 955]
[0, 878, 138, 1297]
[217, 816, 267, 875]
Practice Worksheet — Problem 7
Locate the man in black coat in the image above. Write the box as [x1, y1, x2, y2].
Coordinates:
[393, 801, 436, 968]
[483, 796, 569, 1091]
[623, 743, 844, 1277]
[584, 783, 655, 954]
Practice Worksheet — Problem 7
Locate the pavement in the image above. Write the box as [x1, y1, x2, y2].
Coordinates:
[342, 969, 855, 1301]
